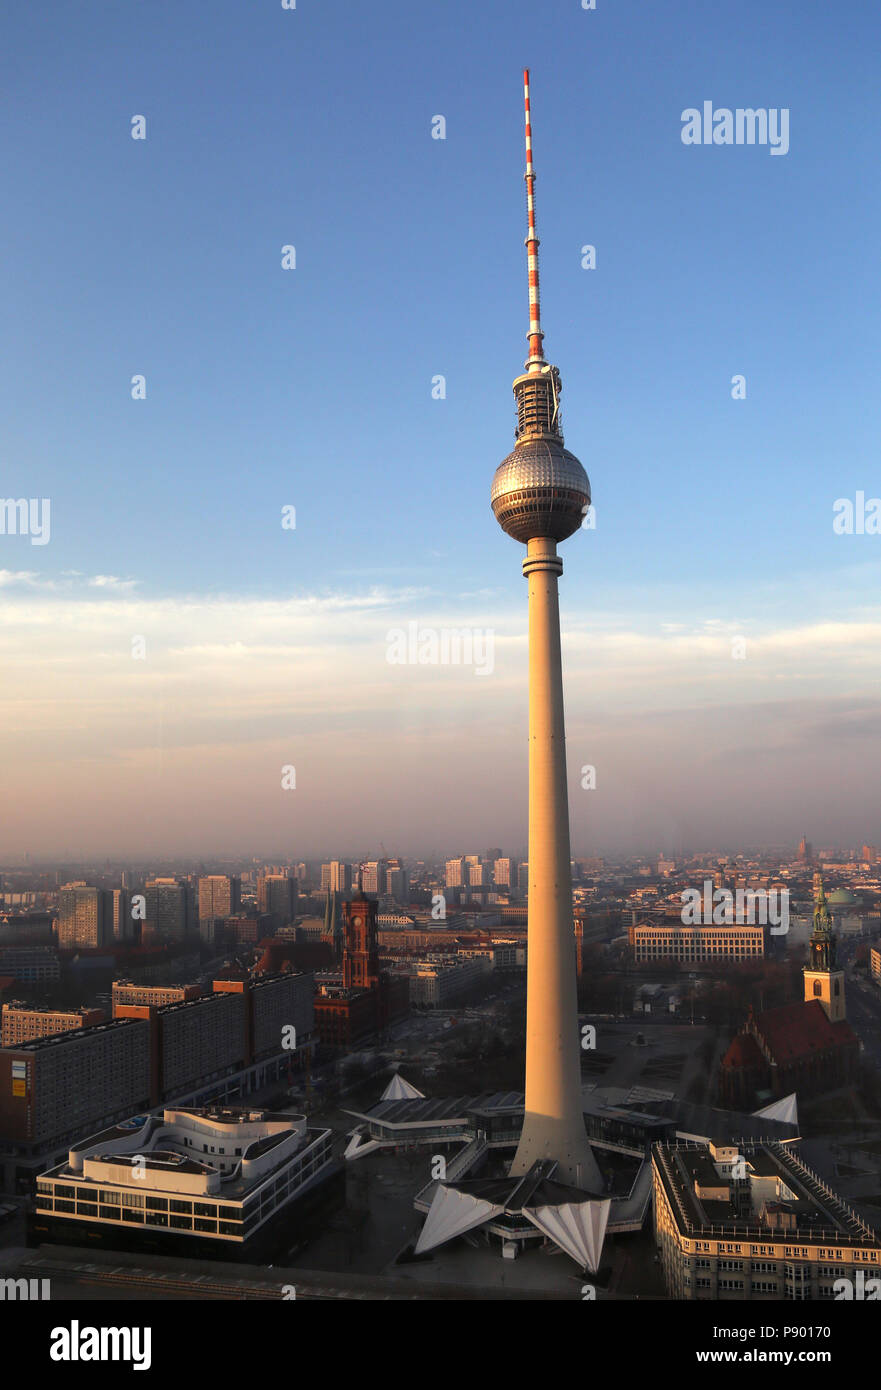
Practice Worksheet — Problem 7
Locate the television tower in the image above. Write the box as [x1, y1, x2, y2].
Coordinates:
[491, 70, 601, 1190]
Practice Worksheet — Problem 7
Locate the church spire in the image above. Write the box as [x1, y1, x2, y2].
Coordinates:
[809, 875, 836, 971]
[813, 875, 832, 936]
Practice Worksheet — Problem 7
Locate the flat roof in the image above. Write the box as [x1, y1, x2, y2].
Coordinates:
[7, 1016, 146, 1051]
[654, 1141, 878, 1246]
[88, 1151, 213, 1176]
[353, 1091, 525, 1127]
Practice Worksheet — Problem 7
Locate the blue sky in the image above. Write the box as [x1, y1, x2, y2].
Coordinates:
[2, 0, 880, 857]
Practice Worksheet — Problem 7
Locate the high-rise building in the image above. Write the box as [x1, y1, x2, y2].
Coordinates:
[197, 875, 241, 921]
[385, 859, 406, 902]
[144, 878, 189, 941]
[57, 883, 110, 950]
[489, 71, 600, 1191]
[467, 860, 488, 888]
[360, 860, 387, 895]
[327, 861, 352, 895]
[493, 857, 515, 889]
[109, 887, 132, 943]
[257, 873, 297, 927]
[445, 858, 466, 888]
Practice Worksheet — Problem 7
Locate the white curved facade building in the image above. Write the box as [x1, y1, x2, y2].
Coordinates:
[32, 1104, 339, 1259]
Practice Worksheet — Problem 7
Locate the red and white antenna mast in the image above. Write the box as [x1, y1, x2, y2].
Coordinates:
[523, 68, 546, 374]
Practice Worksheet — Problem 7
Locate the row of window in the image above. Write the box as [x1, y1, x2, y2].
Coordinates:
[37, 1146, 330, 1232]
[688, 1238, 877, 1263]
[36, 1195, 246, 1239]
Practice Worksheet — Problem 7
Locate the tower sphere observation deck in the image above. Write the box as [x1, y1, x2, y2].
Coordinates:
[491, 428, 590, 545]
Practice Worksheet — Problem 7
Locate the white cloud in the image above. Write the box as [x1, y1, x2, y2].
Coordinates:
[87, 575, 140, 591]
[0, 581, 878, 855]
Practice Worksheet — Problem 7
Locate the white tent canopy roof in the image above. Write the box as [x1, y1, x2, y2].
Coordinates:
[414, 1185, 504, 1255]
[381, 1073, 425, 1101]
[523, 1198, 611, 1274]
[753, 1093, 798, 1126]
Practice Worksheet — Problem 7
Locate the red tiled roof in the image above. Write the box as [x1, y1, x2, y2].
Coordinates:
[721, 1032, 765, 1069]
[752, 1000, 857, 1062]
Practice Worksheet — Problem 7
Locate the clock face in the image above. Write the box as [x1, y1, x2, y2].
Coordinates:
[352, 916, 363, 929]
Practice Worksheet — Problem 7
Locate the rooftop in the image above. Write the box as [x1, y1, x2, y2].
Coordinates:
[7, 1016, 146, 1051]
[653, 1141, 878, 1247]
[751, 1000, 858, 1061]
[351, 1091, 524, 1128]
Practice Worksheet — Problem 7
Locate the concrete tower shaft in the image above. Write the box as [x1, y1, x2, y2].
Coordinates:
[508, 538, 602, 1188]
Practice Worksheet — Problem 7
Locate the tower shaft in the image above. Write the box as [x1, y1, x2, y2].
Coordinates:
[510, 537, 602, 1190]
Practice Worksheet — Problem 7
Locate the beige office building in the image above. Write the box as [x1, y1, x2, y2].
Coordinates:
[654, 1139, 881, 1299]
[629, 922, 765, 965]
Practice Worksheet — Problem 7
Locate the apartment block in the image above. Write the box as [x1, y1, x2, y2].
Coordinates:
[1, 1004, 105, 1047]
